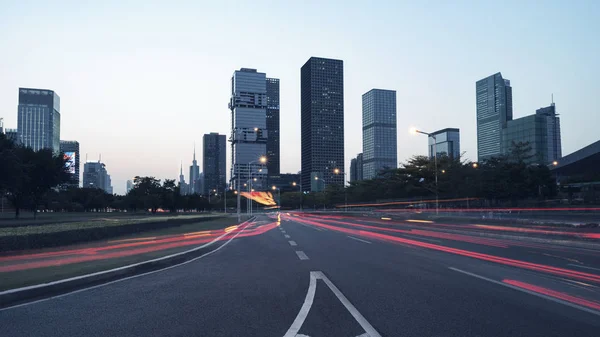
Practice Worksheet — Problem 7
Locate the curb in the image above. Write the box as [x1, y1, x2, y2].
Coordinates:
[0, 217, 255, 309]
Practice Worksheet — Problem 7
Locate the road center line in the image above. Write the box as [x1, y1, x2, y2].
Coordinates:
[284, 234, 291, 239]
[449, 267, 600, 317]
[295, 251, 309, 260]
[289, 240, 298, 246]
[568, 264, 600, 272]
[296, 221, 325, 231]
[347, 236, 372, 244]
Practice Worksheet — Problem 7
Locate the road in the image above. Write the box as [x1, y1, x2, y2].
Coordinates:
[1, 212, 600, 336]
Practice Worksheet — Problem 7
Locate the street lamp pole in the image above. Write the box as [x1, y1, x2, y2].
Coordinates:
[333, 168, 348, 212]
[412, 129, 439, 215]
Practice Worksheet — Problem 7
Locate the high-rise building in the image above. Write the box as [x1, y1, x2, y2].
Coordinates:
[126, 180, 134, 194]
[502, 102, 562, 164]
[188, 144, 200, 194]
[349, 153, 364, 182]
[266, 77, 280, 176]
[536, 103, 562, 163]
[428, 128, 460, 159]
[476, 73, 513, 161]
[17, 88, 61, 152]
[0, 118, 4, 134]
[362, 89, 397, 180]
[229, 68, 268, 191]
[301, 57, 345, 192]
[178, 162, 187, 195]
[203, 132, 227, 195]
[83, 161, 112, 193]
[59, 140, 80, 187]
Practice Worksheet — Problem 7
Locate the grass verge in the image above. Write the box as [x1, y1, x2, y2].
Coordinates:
[0, 216, 250, 291]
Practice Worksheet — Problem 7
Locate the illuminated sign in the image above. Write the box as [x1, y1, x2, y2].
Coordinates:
[64, 152, 76, 175]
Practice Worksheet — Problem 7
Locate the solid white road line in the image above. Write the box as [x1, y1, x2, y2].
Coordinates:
[295, 251, 309, 260]
[285, 234, 291, 239]
[568, 264, 600, 272]
[449, 267, 600, 317]
[289, 240, 298, 246]
[0, 221, 252, 312]
[347, 236, 372, 244]
[283, 271, 382, 337]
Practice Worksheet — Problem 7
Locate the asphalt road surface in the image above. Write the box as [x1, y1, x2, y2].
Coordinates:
[1, 213, 600, 336]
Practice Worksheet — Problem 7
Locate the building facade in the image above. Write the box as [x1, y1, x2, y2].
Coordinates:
[4, 128, 18, 143]
[83, 161, 112, 194]
[476, 73, 513, 161]
[126, 180, 134, 194]
[17, 88, 61, 152]
[59, 140, 80, 187]
[203, 132, 227, 195]
[269, 173, 301, 192]
[428, 128, 460, 159]
[229, 68, 269, 191]
[266, 77, 280, 176]
[301, 57, 345, 192]
[362, 89, 397, 180]
[502, 103, 562, 165]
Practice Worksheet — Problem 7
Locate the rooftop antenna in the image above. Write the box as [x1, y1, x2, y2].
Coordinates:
[99, 153, 102, 163]
[551, 93, 554, 105]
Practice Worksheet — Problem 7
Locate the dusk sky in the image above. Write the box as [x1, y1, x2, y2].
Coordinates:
[1, 1, 598, 194]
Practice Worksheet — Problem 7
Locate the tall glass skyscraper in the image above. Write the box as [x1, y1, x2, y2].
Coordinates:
[203, 132, 227, 195]
[229, 68, 268, 191]
[301, 57, 345, 192]
[362, 89, 397, 180]
[266, 77, 280, 176]
[476, 73, 513, 161]
[17, 88, 61, 152]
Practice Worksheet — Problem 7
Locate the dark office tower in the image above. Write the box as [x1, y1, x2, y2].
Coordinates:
[83, 161, 112, 194]
[203, 132, 227, 195]
[266, 78, 280, 176]
[301, 57, 345, 192]
[476, 73, 513, 161]
[17, 88, 61, 152]
[60, 140, 80, 187]
[362, 89, 397, 180]
[536, 103, 562, 163]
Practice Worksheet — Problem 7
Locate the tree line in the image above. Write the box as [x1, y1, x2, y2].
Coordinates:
[0, 134, 233, 218]
[280, 142, 559, 209]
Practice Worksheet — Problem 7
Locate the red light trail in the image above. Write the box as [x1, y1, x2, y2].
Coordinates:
[503, 279, 600, 311]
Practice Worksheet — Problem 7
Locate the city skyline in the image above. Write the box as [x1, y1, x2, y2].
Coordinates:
[1, 2, 598, 194]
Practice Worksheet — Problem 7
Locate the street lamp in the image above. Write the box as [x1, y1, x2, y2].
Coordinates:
[237, 155, 267, 221]
[333, 168, 348, 212]
[472, 163, 478, 169]
[292, 181, 303, 210]
[410, 127, 439, 214]
[272, 185, 281, 208]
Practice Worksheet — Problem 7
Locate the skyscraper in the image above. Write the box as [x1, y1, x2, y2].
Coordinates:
[178, 161, 187, 195]
[203, 132, 227, 195]
[60, 140, 80, 187]
[83, 161, 112, 194]
[428, 128, 460, 159]
[266, 77, 280, 176]
[189, 144, 200, 194]
[502, 102, 562, 164]
[17, 88, 61, 152]
[362, 89, 397, 180]
[476, 73, 513, 161]
[536, 103, 562, 163]
[301, 57, 345, 192]
[349, 153, 364, 182]
[229, 68, 268, 191]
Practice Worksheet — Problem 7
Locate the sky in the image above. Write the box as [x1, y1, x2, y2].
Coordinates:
[1, 1, 599, 194]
